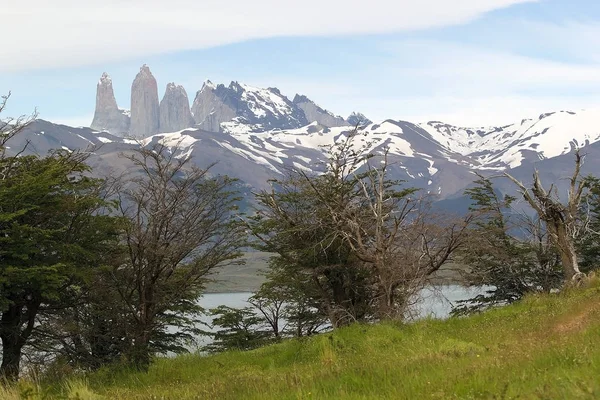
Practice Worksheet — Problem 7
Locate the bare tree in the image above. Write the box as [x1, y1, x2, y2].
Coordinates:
[336, 152, 472, 319]
[503, 151, 590, 281]
[112, 143, 244, 369]
[0, 92, 37, 157]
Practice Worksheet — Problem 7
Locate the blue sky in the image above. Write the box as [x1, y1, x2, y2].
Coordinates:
[2, 0, 600, 126]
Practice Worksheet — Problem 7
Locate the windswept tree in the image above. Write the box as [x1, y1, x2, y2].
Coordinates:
[578, 177, 600, 273]
[251, 131, 470, 323]
[454, 175, 562, 314]
[250, 136, 376, 327]
[0, 152, 122, 380]
[112, 144, 244, 370]
[503, 151, 591, 282]
[333, 150, 471, 319]
[0, 96, 122, 380]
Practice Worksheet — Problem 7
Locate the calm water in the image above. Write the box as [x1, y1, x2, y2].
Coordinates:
[190, 285, 485, 349]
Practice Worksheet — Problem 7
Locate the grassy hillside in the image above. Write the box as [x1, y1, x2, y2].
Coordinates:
[10, 277, 600, 399]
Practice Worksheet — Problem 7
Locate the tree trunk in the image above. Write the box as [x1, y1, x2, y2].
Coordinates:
[0, 300, 38, 381]
[0, 334, 23, 381]
[129, 286, 154, 370]
[552, 224, 582, 280]
[0, 305, 25, 381]
[128, 327, 151, 371]
[376, 281, 396, 321]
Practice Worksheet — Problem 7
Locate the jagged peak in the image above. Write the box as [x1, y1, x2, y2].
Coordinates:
[137, 64, 154, 78]
[347, 112, 372, 126]
[293, 94, 312, 104]
[165, 82, 186, 92]
[98, 72, 112, 85]
[229, 81, 244, 92]
[201, 79, 216, 91]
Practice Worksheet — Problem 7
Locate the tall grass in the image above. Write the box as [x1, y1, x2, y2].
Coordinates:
[16, 276, 600, 399]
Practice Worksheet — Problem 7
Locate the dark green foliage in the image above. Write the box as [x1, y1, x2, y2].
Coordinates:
[251, 259, 326, 338]
[454, 175, 562, 315]
[204, 306, 271, 352]
[578, 177, 600, 273]
[248, 136, 377, 327]
[0, 151, 123, 379]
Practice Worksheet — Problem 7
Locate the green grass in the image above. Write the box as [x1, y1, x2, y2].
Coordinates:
[17, 277, 600, 399]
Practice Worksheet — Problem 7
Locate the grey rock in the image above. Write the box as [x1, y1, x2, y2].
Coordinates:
[192, 80, 310, 132]
[130, 65, 160, 138]
[159, 83, 194, 133]
[90, 73, 130, 135]
[191, 80, 236, 132]
[347, 112, 372, 126]
[293, 94, 347, 127]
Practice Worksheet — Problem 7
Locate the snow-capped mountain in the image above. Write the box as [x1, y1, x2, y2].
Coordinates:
[7, 65, 600, 203]
[10, 105, 600, 204]
[419, 109, 600, 170]
[191, 81, 310, 133]
[97, 65, 366, 138]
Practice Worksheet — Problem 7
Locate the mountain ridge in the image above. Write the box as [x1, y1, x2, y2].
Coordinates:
[10, 65, 600, 204]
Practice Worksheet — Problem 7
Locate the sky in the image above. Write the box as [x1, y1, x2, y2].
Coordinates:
[1, 0, 600, 127]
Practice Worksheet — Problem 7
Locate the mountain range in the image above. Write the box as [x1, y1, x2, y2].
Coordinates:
[8, 65, 600, 205]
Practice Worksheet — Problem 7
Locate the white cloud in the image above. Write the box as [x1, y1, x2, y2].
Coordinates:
[377, 40, 600, 90]
[246, 38, 600, 125]
[4, 0, 535, 71]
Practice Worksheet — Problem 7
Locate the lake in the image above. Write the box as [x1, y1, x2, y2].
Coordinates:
[191, 285, 486, 349]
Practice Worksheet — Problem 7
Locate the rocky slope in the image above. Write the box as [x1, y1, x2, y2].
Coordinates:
[190, 80, 237, 132]
[194, 81, 310, 133]
[292, 94, 347, 128]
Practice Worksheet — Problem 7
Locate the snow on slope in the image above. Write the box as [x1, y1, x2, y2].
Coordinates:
[145, 120, 424, 181]
[419, 108, 600, 170]
[145, 107, 600, 191]
[239, 83, 295, 119]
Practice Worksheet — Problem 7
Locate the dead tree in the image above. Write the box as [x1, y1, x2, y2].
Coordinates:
[340, 154, 471, 319]
[504, 151, 589, 281]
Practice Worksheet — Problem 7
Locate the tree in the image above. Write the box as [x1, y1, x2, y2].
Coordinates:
[503, 151, 591, 282]
[453, 175, 562, 314]
[250, 131, 470, 323]
[250, 261, 326, 339]
[204, 306, 270, 352]
[0, 92, 37, 158]
[249, 136, 376, 327]
[576, 177, 600, 273]
[111, 144, 244, 370]
[0, 151, 122, 380]
[331, 150, 471, 319]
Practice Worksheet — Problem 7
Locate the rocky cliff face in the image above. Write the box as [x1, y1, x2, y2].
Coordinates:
[191, 81, 236, 132]
[347, 112, 372, 127]
[159, 83, 194, 133]
[90, 73, 130, 135]
[130, 65, 160, 138]
[293, 94, 347, 127]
